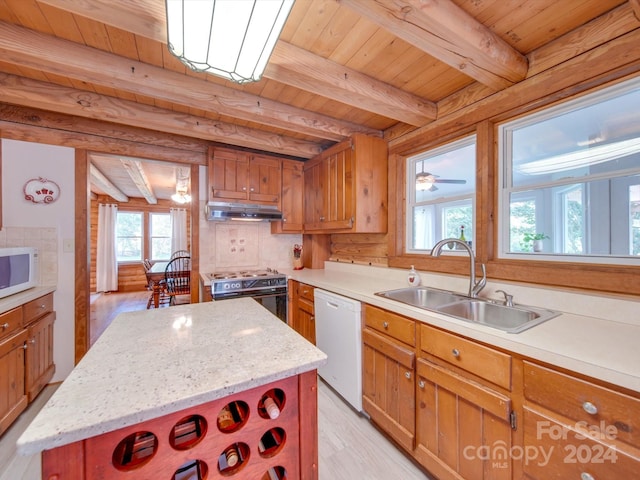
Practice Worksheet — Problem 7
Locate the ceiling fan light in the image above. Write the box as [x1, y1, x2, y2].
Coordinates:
[165, 0, 295, 84]
[172, 192, 191, 204]
[415, 172, 435, 191]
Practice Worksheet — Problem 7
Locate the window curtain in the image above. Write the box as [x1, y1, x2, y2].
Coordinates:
[96, 203, 118, 292]
[171, 208, 188, 254]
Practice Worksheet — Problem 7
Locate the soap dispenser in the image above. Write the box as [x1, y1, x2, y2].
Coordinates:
[407, 265, 421, 286]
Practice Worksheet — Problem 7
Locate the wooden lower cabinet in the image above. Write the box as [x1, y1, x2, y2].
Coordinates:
[288, 281, 315, 345]
[522, 361, 640, 479]
[25, 311, 56, 402]
[0, 328, 28, 436]
[358, 303, 640, 480]
[362, 304, 416, 452]
[414, 359, 513, 480]
[0, 293, 55, 436]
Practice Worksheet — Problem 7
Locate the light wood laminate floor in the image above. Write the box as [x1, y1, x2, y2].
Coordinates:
[1, 291, 431, 480]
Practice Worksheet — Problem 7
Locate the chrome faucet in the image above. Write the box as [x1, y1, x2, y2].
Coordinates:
[431, 238, 487, 298]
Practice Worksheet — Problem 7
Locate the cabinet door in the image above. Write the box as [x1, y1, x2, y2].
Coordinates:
[415, 358, 512, 480]
[25, 312, 55, 402]
[323, 145, 355, 230]
[248, 154, 281, 204]
[362, 328, 415, 452]
[0, 329, 28, 436]
[296, 297, 316, 345]
[303, 158, 325, 228]
[208, 147, 249, 201]
[273, 159, 304, 232]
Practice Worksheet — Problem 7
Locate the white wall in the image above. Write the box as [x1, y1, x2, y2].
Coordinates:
[1, 139, 75, 381]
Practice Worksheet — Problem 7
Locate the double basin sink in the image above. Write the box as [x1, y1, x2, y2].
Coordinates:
[375, 286, 559, 333]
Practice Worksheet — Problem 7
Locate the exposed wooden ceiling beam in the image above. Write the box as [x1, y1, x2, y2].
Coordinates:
[0, 21, 377, 142]
[340, 0, 529, 90]
[120, 158, 157, 204]
[0, 73, 323, 158]
[629, 0, 640, 21]
[268, 41, 436, 126]
[38, 0, 432, 126]
[90, 163, 129, 202]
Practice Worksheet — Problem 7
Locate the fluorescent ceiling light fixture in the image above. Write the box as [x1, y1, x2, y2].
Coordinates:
[165, 0, 295, 84]
[517, 137, 640, 175]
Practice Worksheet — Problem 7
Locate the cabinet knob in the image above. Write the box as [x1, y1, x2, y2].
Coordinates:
[319, 216, 325, 222]
[283, 218, 287, 222]
[40, 304, 46, 309]
[580, 473, 595, 480]
[1, 322, 8, 329]
[22, 344, 28, 350]
[242, 186, 247, 191]
[404, 371, 411, 379]
[418, 380, 425, 389]
[382, 321, 389, 329]
[250, 187, 255, 192]
[30, 339, 36, 345]
[452, 348, 460, 358]
[582, 401, 598, 415]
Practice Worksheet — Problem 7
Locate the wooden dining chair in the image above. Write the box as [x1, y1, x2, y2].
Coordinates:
[170, 250, 190, 260]
[164, 256, 191, 306]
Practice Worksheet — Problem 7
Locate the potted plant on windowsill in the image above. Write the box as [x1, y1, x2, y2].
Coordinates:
[523, 233, 549, 252]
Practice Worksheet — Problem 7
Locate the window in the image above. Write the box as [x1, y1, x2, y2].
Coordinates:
[499, 77, 640, 263]
[150, 213, 171, 261]
[116, 212, 143, 262]
[406, 136, 476, 252]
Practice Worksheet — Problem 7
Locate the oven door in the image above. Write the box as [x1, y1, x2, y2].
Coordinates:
[251, 292, 288, 323]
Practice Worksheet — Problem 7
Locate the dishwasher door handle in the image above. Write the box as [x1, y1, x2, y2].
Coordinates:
[326, 301, 340, 309]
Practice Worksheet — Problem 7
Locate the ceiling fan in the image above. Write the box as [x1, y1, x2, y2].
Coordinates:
[416, 163, 467, 192]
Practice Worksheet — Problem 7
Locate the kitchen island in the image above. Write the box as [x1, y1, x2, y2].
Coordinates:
[17, 299, 327, 480]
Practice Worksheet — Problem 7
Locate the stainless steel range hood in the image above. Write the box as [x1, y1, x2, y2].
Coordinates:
[205, 201, 283, 222]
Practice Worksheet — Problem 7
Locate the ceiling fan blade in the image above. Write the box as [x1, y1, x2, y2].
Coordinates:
[434, 179, 466, 184]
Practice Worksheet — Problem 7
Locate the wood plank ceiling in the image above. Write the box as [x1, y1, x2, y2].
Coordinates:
[0, 0, 636, 200]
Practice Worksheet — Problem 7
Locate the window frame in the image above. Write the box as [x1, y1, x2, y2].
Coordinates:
[148, 212, 171, 262]
[115, 210, 144, 264]
[405, 135, 477, 254]
[498, 78, 640, 266]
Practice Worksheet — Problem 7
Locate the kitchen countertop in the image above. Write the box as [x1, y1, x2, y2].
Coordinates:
[0, 286, 56, 314]
[284, 262, 640, 394]
[17, 298, 327, 456]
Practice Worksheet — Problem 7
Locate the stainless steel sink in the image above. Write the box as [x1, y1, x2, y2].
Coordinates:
[375, 287, 559, 333]
[436, 300, 559, 333]
[375, 287, 468, 309]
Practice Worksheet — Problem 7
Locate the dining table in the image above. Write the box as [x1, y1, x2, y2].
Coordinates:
[146, 261, 168, 308]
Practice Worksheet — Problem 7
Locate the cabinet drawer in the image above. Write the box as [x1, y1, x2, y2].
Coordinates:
[23, 293, 53, 326]
[364, 304, 415, 347]
[523, 407, 640, 480]
[420, 324, 511, 390]
[524, 361, 640, 449]
[0, 307, 23, 340]
[297, 283, 315, 303]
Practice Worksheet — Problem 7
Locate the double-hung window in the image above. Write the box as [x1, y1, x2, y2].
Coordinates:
[499, 77, 640, 263]
[406, 136, 476, 252]
[115, 211, 143, 262]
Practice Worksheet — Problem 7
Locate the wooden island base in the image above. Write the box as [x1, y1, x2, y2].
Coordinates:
[42, 371, 319, 480]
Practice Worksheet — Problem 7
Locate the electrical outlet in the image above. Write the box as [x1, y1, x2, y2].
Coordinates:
[63, 239, 74, 253]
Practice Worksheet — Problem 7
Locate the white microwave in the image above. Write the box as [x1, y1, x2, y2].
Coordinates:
[0, 247, 37, 299]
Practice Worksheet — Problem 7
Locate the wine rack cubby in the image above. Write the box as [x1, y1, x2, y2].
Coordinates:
[42, 372, 319, 480]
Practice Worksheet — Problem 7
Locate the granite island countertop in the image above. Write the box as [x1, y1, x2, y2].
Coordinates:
[17, 298, 327, 456]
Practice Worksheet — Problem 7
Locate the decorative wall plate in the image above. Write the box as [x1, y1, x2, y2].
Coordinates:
[24, 177, 60, 204]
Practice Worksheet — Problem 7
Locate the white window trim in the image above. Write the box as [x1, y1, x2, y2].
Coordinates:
[498, 79, 640, 266]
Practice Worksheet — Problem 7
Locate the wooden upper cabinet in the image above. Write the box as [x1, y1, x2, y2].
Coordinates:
[271, 159, 304, 233]
[303, 134, 387, 233]
[208, 146, 281, 205]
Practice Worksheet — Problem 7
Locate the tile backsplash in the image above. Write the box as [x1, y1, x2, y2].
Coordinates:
[0, 226, 58, 286]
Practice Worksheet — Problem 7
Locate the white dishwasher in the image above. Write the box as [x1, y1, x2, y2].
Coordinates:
[314, 289, 362, 412]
